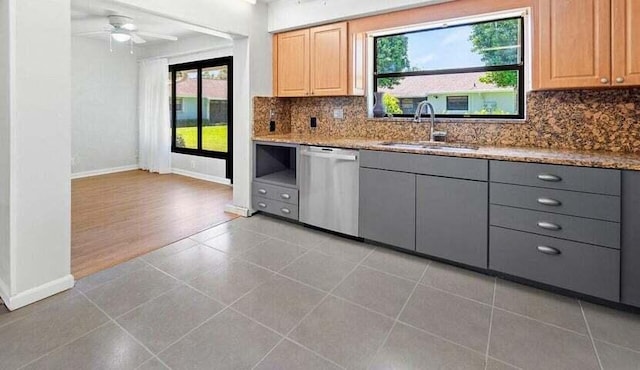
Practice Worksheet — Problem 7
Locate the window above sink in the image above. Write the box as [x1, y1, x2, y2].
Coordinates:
[370, 10, 530, 120]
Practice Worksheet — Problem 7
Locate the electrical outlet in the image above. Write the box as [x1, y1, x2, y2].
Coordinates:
[71, 157, 76, 166]
[333, 108, 344, 119]
[190, 159, 196, 169]
[269, 120, 276, 132]
[310, 117, 317, 128]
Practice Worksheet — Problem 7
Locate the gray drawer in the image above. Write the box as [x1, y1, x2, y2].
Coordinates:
[361, 150, 488, 181]
[253, 196, 299, 221]
[490, 205, 620, 249]
[490, 227, 620, 301]
[490, 161, 621, 195]
[490, 183, 620, 222]
[253, 181, 299, 205]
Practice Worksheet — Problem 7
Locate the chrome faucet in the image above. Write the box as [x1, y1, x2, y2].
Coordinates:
[414, 100, 436, 142]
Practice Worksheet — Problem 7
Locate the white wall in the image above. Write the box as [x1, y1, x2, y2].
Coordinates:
[137, 34, 232, 61]
[114, 0, 270, 214]
[267, 0, 454, 32]
[1, 0, 73, 309]
[232, 1, 272, 213]
[0, 0, 12, 293]
[110, 0, 255, 37]
[71, 37, 138, 174]
[139, 37, 233, 183]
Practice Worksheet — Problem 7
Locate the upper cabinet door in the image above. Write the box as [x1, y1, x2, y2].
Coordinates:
[612, 0, 640, 86]
[275, 29, 310, 97]
[537, 0, 611, 89]
[310, 22, 348, 96]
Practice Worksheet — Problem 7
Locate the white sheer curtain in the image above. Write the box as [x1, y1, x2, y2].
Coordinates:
[138, 58, 171, 174]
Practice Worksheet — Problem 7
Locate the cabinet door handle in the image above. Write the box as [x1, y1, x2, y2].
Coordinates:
[538, 197, 562, 206]
[257, 202, 267, 209]
[280, 193, 291, 200]
[281, 208, 291, 214]
[258, 189, 267, 195]
[537, 245, 562, 256]
[537, 173, 562, 182]
[600, 77, 609, 84]
[616, 77, 625, 84]
[538, 221, 562, 231]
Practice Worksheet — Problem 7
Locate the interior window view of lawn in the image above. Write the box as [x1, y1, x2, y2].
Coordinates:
[171, 61, 231, 155]
[375, 17, 524, 119]
[176, 125, 228, 153]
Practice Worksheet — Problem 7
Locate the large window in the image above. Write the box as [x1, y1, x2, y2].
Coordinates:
[374, 16, 525, 119]
[170, 56, 233, 178]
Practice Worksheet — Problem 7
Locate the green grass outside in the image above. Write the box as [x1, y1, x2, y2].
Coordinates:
[176, 125, 228, 153]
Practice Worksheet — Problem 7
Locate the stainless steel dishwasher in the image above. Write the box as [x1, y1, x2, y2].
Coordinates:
[300, 146, 359, 236]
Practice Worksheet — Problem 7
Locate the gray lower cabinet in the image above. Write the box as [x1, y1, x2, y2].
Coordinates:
[622, 171, 640, 307]
[416, 175, 488, 268]
[359, 168, 416, 251]
[490, 227, 620, 301]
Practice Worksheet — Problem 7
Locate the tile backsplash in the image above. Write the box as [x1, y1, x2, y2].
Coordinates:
[253, 88, 640, 153]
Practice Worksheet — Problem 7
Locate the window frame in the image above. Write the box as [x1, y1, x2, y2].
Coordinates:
[175, 97, 184, 112]
[170, 56, 233, 179]
[373, 16, 525, 120]
[446, 96, 470, 111]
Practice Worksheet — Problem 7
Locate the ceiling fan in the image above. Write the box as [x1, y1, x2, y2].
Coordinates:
[74, 15, 178, 45]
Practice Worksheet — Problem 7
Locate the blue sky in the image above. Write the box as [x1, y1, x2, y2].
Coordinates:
[406, 25, 484, 71]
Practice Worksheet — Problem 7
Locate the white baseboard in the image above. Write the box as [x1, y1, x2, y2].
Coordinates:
[71, 165, 139, 179]
[1, 274, 75, 311]
[172, 168, 232, 185]
[0, 277, 10, 308]
[224, 204, 252, 217]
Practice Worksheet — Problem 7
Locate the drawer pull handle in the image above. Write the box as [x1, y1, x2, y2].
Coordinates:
[538, 174, 562, 182]
[538, 198, 562, 206]
[258, 189, 267, 195]
[281, 193, 291, 200]
[537, 245, 562, 256]
[538, 221, 562, 231]
[257, 202, 267, 209]
[281, 208, 291, 214]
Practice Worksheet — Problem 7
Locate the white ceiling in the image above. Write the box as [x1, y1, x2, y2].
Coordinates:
[70, 0, 217, 45]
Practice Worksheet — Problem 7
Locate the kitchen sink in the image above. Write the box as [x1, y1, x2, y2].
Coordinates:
[379, 143, 427, 150]
[379, 142, 479, 152]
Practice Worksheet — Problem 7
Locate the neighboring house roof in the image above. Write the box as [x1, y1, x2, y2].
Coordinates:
[378, 72, 513, 97]
[176, 78, 228, 99]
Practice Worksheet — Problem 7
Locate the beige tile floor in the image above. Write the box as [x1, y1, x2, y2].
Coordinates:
[2, 214, 640, 369]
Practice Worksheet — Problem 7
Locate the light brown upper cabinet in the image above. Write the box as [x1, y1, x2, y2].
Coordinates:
[273, 22, 348, 97]
[612, 0, 640, 86]
[536, 0, 638, 89]
[274, 29, 310, 97]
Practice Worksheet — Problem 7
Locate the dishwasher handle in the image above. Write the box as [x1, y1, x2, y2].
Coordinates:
[301, 150, 358, 161]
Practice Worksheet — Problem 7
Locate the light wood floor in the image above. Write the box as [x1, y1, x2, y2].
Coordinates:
[72, 170, 236, 279]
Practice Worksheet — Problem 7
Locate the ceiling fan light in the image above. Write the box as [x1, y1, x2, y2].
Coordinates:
[111, 30, 131, 42]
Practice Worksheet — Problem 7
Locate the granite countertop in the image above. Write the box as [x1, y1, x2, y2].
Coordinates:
[253, 134, 640, 171]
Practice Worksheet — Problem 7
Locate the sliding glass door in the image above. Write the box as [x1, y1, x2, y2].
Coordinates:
[170, 56, 233, 180]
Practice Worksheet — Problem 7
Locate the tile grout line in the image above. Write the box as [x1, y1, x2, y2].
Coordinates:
[492, 306, 592, 338]
[366, 260, 432, 369]
[580, 300, 604, 370]
[592, 338, 640, 355]
[187, 238, 497, 362]
[16, 319, 114, 369]
[71, 217, 631, 370]
[142, 238, 337, 367]
[250, 246, 379, 370]
[77, 289, 173, 370]
[484, 277, 497, 370]
[76, 259, 153, 294]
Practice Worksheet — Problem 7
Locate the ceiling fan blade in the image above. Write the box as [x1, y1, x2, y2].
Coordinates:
[131, 34, 147, 44]
[73, 31, 110, 37]
[136, 31, 178, 41]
